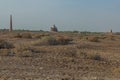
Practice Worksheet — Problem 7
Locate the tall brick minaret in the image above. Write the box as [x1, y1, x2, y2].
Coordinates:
[9, 15, 13, 32]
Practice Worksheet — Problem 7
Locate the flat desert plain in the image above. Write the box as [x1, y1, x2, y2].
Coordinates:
[0, 31, 120, 80]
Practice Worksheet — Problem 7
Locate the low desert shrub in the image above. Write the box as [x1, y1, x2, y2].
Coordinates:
[106, 35, 115, 40]
[61, 78, 69, 80]
[13, 33, 22, 38]
[87, 36, 99, 42]
[40, 36, 57, 45]
[14, 43, 33, 57]
[32, 34, 42, 39]
[98, 36, 107, 39]
[32, 34, 49, 39]
[78, 51, 87, 58]
[33, 36, 73, 46]
[19, 50, 33, 57]
[0, 49, 10, 56]
[21, 33, 32, 39]
[89, 54, 102, 61]
[78, 51, 102, 61]
[0, 39, 14, 49]
[115, 32, 120, 35]
[56, 36, 73, 45]
[113, 66, 120, 74]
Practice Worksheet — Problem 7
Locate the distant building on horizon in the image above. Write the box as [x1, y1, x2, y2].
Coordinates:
[110, 29, 112, 33]
[106, 29, 113, 35]
[109, 29, 113, 35]
[50, 24, 58, 32]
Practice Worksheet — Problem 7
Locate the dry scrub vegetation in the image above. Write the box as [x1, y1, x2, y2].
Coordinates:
[0, 31, 120, 80]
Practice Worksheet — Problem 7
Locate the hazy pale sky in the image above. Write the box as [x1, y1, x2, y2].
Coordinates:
[0, 0, 120, 32]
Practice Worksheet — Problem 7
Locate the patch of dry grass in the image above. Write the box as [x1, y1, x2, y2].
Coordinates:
[32, 33, 50, 39]
[13, 33, 22, 38]
[0, 39, 14, 49]
[0, 49, 11, 56]
[21, 32, 32, 39]
[77, 50, 103, 61]
[32, 36, 73, 46]
[13, 42, 33, 57]
[87, 36, 99, 42]
[113, 66, 120, 74]
[56, 36, 73, 45]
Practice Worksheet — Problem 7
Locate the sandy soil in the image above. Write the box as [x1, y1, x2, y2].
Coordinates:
[0, 32, 120, 80]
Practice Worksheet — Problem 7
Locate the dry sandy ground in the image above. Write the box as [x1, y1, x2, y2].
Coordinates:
[0, 32, 120, 80]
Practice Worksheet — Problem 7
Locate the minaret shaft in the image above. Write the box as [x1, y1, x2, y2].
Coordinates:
[9, 15, 13, 32]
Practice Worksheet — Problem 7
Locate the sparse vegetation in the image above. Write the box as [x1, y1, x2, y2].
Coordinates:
[89, 53, 102, 61]
[106, 35, 115, 40]
[87, 36, 99, 42]
[33, 36, 57, 46]
[0, 49, 11, 56]
[78, 51, 102, 61]
[32, 34, 43, 39]
[32, 36, 73, 46]
[0, 31, 120, 79]
[21, 32, 32, 39]
[0, 39, 14, 49]
[56, 36, 73, 45]
[13, 33, 22, 38]
[14, 43, 33, 57]
[113, 66, 120, 74]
